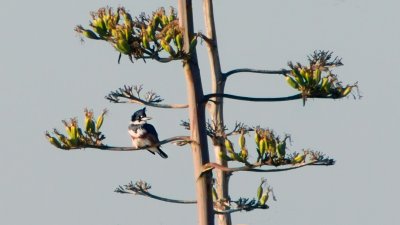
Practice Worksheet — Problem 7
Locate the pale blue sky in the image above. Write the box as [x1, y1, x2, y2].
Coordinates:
[1, 0, 399, 225]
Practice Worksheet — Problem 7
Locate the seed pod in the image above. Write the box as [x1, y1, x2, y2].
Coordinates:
[286, 76, 299, 89]
[259, 192, 269, 206]
[64, 123, 72, 139]
[299, 67, 306, 77]
[95, 18, 106, 31]
[238, 130, 246, 150]
[141, 26, 150, 48]
[174, 33, 183, 51]
[146, 25, 155, 41]
[254, 129, 261, 147]
[103, 16, 112, 31]
[268, 144, 276, 157]
[320, 77, 329, 90]
[70, 125, 78, 140]
[77, 128, 83, 138]
[96, 109, 107, 131]
[293, 69, 306, 86]
[46, 133, 62, 148]
[165, 31, 174, 43]
[304, 70, 312, 85]
[122, 28, 131, 41]
[259, 139, 267, 157]
[276, 141, 286, 158]
[88, 120, 95, 133]
[324, 81, 333, 93]
[341, 86, 352, 97]
[49, 137, 62, 148]
[160, 39, 176, 56]
[240, 147, 248, 161]
[142, 33, 150, 49]
[313, 68, 322, 85]
[121, 10, 133, 28]
[84, 110, 95, 133]
[293, 153, 306, 164]
[82, 29, 100, 40]
[161, 15, 169, 27]
[224, 139, 234, 153]
[257, 184, 263, 200]
[115, 39, 131, 55]
[53, 129, 70, 148]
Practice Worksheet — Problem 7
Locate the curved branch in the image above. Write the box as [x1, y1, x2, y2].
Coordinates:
[123, 188, 197, 204]
[116, 181, 270, 214]
[138, 188, 197, 204]
[202, 159, 334, 174]
[204, 93, 303, 103]
[223, 68, 290, 80]
[108, 97, 188, 109]
[65, 136, 191, 151]
[214, 205, 268, 214]
[106, 85, 188, 109]
[115, 181, 196, 204]
[203, 93, 339, 103]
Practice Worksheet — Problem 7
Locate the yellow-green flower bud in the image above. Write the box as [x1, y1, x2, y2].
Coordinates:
[286, 76, 299, 89]
[341, 86, 352, 97]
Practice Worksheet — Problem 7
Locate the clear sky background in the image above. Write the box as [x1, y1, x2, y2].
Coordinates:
[1, 0, 399, 225]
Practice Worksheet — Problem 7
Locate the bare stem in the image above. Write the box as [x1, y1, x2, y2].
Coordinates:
[202, 0, 231, 224]
[202, 159, 334, 174]
[223, 68, 290, 80]
[204, 93, 303, 102]
[106, 85, 188, 109]
[214, 205, 268, 214]
[109, 99, 188, 109]
[116, 181, 268, 214]
[179, 1, 214, 225]
[118, 188, 197, 204]
[203, 93, 341, 103]
[64, 136, 191, 151]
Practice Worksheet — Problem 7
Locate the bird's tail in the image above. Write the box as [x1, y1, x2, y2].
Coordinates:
[157, 148, 168, 159]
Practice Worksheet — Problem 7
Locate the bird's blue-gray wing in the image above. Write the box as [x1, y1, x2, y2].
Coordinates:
[142, 124, 159, 140]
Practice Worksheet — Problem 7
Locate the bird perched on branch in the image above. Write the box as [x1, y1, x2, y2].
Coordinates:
[128, 107, 168, 158]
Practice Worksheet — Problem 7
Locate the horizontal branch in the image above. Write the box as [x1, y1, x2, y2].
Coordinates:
[204, 93, 303, 103]
[139, 189, 197, 204]
[65, 136, 191, 151]
[115, 181, 196, 204]
[107, 97, 188, 109]
[203, 93, 339, 103]
[116, 181, 269, 214]
[202, 159, 334, 174]
[223, 68, 290, 80]
[122, 188, 197, 204]
[214, 205, 268, 214]
[106, 85, 188, 109]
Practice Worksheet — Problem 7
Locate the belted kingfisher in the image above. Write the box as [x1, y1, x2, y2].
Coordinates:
[128, 107, 168, 159]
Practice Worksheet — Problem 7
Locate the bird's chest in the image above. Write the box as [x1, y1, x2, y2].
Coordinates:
[128, 127, 147, 138]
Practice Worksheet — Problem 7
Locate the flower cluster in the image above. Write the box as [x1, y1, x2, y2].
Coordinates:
[220, 127, 334, 167]
[285, 51, 358, 105]
[45, 109, 107, 149]
[221, 128, 291, 165]
[75, 7, 198, 63]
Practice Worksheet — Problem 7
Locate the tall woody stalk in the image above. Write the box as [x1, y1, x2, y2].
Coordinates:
[202, 0, 231, 225]
[178, 1, 214, 225]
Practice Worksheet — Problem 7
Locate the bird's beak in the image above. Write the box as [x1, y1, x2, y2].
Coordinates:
[141, 116, 152, 121]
